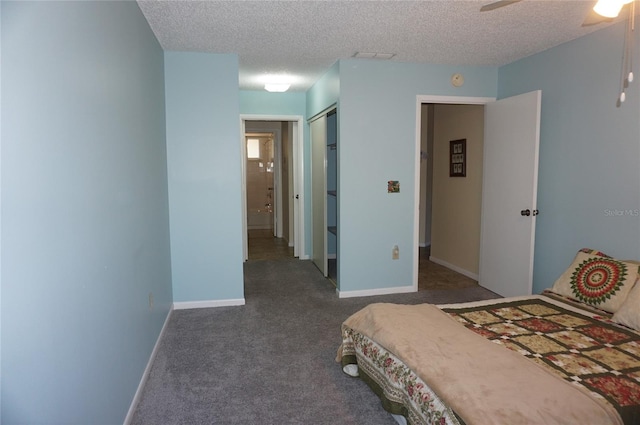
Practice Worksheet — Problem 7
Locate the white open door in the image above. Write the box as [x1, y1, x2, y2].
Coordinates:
[479, 90, 541, 297]
[310, 115, 328, 276]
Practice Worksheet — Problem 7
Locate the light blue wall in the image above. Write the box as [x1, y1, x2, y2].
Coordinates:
[240, 90, 306, 116]
[0, 1, 3, 419]
[498, 23, 640, 294]
[338, 60, 497, 292]
[307, 62, 340, 117]
[165, 52, 244, 302]
[1, 1, 172, 423]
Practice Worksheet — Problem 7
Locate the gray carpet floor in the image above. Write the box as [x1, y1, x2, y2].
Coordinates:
[130, 259, 500, 425]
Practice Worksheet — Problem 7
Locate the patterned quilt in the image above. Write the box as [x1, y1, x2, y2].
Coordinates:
[339, 294, 640, 425]
[441, 295, 640, 425]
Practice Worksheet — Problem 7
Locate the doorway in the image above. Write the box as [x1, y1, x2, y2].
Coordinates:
[245, 133, 275, 234]
[414, 93, 541, 297]
[245, 132, 289, 260]
[310, 107, 338, 285]
[240, 115, 305, 262]
[417, 102, 486, 290]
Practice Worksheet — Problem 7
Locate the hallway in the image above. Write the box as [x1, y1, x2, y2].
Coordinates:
[247, 229, 293, 261]
[247, 232, 479, 291]
[418, 247, 478, 290]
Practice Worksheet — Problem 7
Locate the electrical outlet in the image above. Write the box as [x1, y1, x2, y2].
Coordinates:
[392, 245, 399, 260]
[149, 292, 154, 310]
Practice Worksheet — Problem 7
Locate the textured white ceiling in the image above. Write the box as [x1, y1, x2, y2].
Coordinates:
[137, 0, 629, 91]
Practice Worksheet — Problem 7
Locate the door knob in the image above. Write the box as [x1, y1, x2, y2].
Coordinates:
[521, 209, 531, 216]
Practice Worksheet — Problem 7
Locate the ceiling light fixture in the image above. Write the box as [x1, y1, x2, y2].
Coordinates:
[261, 74, 294, 92]
[593, 0, 633, 18]
[264, 83, 290, 92]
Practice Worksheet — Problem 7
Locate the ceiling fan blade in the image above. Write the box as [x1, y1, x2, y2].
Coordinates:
[480, 0, 522, 12]
[582, 9, 614, 26]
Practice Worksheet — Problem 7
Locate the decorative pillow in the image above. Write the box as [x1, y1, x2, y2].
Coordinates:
[550, 249, 640, 313]
[612, 280, 640, 330]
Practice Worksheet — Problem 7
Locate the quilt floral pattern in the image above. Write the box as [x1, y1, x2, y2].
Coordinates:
[341, 326, 461, 425]
[442, 298, 640, 424]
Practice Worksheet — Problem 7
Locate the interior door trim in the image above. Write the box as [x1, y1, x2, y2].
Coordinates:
[307, 103, 337, 124]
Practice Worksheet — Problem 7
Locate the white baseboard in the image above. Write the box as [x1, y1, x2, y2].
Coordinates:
[123, 306, 173, 425]
[337, 285, 416, 299]
[172, 298, 246, 310]
[428, 256, 478, 281]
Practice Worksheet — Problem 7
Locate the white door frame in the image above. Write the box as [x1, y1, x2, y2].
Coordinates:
[240, 115, 305, 261]
[413, 95, 496, 290]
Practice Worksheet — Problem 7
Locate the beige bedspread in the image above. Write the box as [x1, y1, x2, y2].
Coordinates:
[339, 302, 623, 425]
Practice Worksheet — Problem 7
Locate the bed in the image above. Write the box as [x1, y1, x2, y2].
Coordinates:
[337, 249, 640, 425]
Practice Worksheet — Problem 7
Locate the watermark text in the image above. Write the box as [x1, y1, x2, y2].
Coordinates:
[604, 208, 640, 217]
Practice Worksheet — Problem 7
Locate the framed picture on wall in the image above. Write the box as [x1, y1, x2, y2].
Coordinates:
[450, 139, 466, 177]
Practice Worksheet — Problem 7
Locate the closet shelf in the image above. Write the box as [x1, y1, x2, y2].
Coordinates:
[327, 190, 337, 197]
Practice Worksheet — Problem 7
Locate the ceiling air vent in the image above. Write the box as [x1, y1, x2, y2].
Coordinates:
[352, 52, 396, 60]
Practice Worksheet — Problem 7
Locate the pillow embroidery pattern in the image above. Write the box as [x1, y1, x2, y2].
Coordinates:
[571, 257, 628, 306]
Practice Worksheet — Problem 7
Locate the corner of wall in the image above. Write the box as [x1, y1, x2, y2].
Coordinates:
[123, 306, 174, 425]
[1, 1, 4, 419]
[306, 61, 340, 118]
